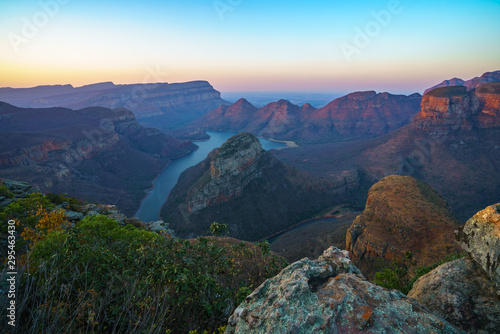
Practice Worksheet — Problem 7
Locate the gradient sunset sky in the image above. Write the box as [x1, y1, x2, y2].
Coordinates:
[1, 0, 499, 94]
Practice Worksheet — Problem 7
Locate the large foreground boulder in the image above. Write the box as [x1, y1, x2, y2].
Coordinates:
[225, 247, 463, 334]
[408, 257, 500, 333]
[456, 203, 500, 293]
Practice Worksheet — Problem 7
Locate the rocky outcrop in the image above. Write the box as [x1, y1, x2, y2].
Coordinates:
[456, 203, 500, 293]
[408, 257, 500, 333]
[424, 70, 500, 94]
[162, 133, 359, 241]
[186, 133, 277, 212]
[0, 81, 228, 130]
[0, 102, 196, 216]
[225, 247, 464, 334]
[415, 83, 500, 133]
[346, 175, 460, 277]
[189, 92, 421, 143]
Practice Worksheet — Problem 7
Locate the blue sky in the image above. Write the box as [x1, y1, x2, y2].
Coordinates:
[1, 0, 499, 94]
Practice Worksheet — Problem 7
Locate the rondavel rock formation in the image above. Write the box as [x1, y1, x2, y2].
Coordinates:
[188, 91, 422, 143]
[273, 81, 500, 222]
[0, 102, 196, 216]
[225, 247, 465, 334]
[0, 81, 228, 130]
[408, 203, 500, 333]
[162, 133, 359, 241]
[346, 175, 461, 277]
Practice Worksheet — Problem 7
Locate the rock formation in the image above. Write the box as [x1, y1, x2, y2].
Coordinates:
[0, 81, 228, 130]
[456, 203, 500, 293]
[346, 175, 461, 277]
[162, 133, 359, 241]
[408, 257, 500, 333]
[0, 102, 196, 216]
[424, 70, 500, 94]
[225, 247, 464, 334]
[274, 81, 500, 221]
[188, 92, 422, 143]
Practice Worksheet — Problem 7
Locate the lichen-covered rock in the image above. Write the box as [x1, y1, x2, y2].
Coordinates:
[456, 203, 500, 293]
[408, 257, 500, 333]
[225, 247, 464, 334]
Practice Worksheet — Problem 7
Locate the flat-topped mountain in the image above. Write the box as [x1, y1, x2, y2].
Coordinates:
[0, 81, 228, 130]
[424, 70, 500, 94]
[273, 82, 500, 221]
[0, 101, 196, 215]
[188, 91, 422, 143]
[161, 133, 359, 241]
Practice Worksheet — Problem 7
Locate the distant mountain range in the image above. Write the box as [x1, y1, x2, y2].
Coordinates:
[0, 102, 196, 215]
[274, 81, 500, 221]
[0, 81, 229, 130]
[185, 91, 422, 144]
[424, 70, 500, 94]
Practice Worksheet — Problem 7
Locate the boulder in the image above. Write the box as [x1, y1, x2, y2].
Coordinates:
[225, 247, 464, 334]
[408, 257, 500, 333]
[456, 203, 500, 293]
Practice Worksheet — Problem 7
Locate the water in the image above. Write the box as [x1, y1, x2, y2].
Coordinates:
[135, 131, 288, 222]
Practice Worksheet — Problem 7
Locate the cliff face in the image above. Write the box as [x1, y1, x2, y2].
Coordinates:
[415, 83, 500, 133]
[274, 81, 500, 222]
[346, 175, 460, 277]
[189, 92, 422, 143]
[424, 70, 500, 94]
[162, 133, 359, 241]
[0, 102, 196, 215]
[0, 81, 228, 130]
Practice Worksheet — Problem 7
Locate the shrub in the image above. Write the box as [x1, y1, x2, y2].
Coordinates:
[209, 221, 229, 237]
[8, 215, 287, 333]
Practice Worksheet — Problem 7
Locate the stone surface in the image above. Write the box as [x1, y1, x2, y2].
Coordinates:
[456, 203, 500, 293]
[346, 175, 460, 277]
[225, 247, 464, 334]
[408, 257, 500, 333]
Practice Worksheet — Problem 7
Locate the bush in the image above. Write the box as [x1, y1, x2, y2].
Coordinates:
[209, 221, 229, 237]
[8, 215, 287, 333]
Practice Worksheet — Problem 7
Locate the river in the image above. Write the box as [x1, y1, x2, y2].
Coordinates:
[135, 131, 288, 222]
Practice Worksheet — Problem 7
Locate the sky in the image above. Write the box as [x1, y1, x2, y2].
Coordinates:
[1, 0, 500, 94]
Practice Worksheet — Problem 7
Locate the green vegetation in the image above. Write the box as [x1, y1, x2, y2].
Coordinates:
[0, 183, 14, 199]
[374, 252, 466, 294]
[209, 221, 229, 237]
[1, 194, 287, 333]
[426, 85, 468, 98]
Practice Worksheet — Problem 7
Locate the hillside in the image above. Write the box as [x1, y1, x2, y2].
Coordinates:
[346, 175, 461, 277]
[0, 81, 229, 130]
[186, 91, 422, 143]
[161, 133, 359, 241]
[273, 82, 500, 221]
[424, 70, 500, 94]
[0, 102, 196, 215]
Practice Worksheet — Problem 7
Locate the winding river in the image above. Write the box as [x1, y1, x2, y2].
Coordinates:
[135, 131, 288, 222]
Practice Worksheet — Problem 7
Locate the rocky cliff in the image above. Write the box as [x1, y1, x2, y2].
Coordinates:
[415, 83, 500, 133]
[162, 133, 359, 241]
[0, 81, 228, 130]
[188, 92, 421, 143]
[225, 247, 464, 334]
[346, 175, 460, 277]
[0, 102, 196, 216]
[408, 203, 500, 333]
[274, 80, 500, 221]
[424, 70, 500, 94]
